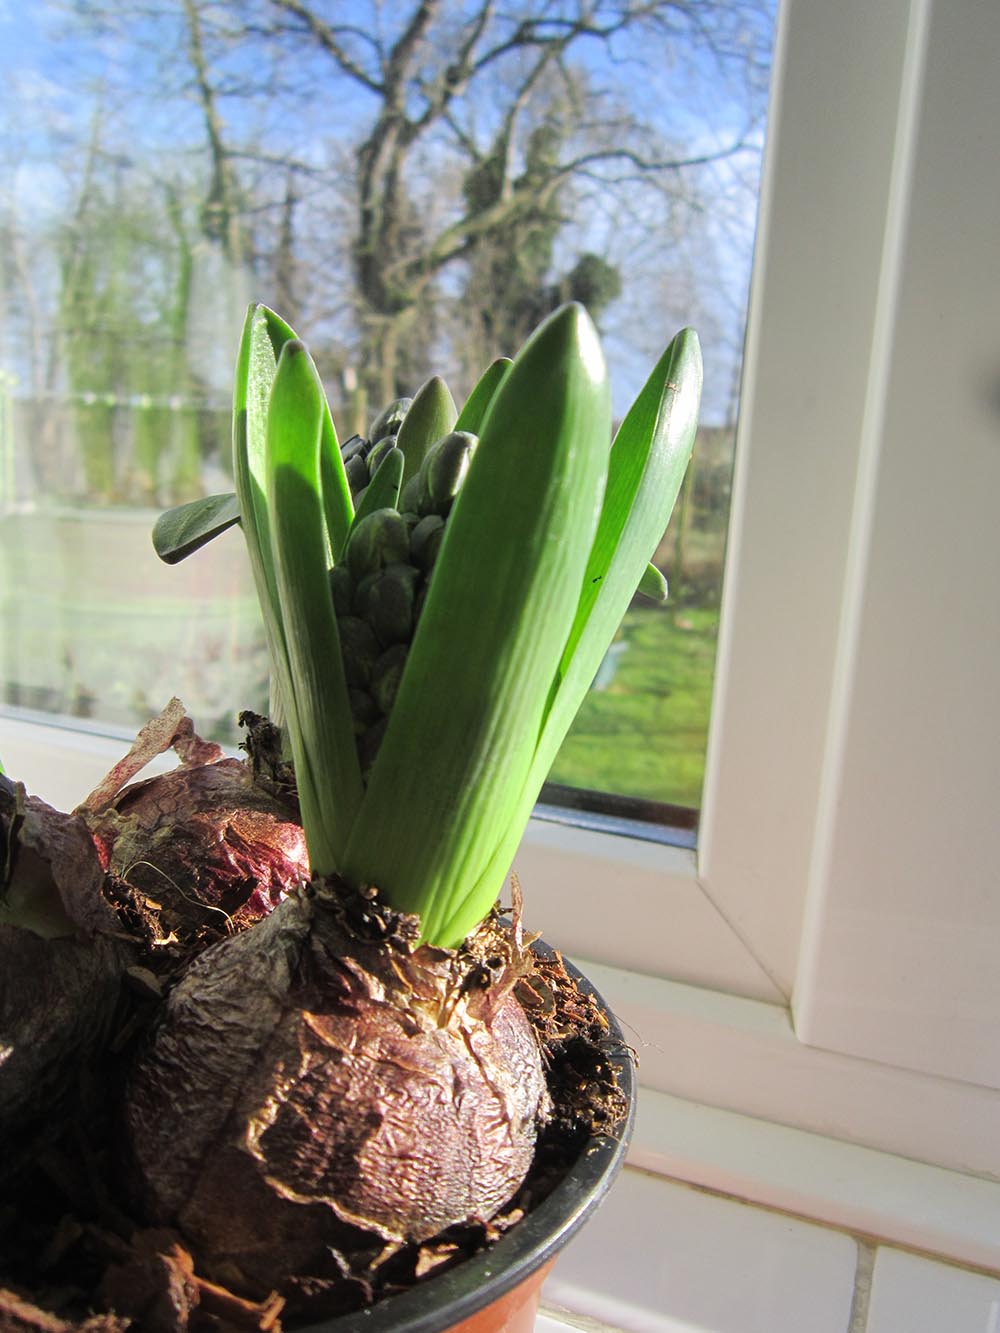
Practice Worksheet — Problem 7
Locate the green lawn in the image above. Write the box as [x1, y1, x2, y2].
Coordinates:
[548, 604, 720, 809]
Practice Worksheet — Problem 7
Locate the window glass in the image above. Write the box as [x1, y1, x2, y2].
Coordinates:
[0, 1, 776, 804]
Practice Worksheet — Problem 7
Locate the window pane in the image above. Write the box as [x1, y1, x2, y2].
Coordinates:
[0, 0, 776, 805]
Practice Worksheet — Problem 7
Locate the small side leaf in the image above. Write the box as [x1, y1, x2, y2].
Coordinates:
[555, 330, 702, 687]
[152, 492, 241, 565]
[350, 447, 404, 529]
[319, 390, 354, 563]
[396, 376, 457, 487]
[637, 561, 669, 603]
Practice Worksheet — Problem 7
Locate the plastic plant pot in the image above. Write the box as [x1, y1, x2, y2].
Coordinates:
[300, 953, 636, 1333]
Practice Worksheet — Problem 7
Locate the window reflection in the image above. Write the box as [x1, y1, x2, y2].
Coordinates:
[0, 0, 775, 799]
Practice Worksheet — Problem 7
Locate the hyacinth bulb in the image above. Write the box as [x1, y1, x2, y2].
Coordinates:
[88, 757, 308, 943]
[1, 775, 125, 1179]
[79, 702, 309, 953]
[1, 705, 310, 1184]
[124, 886, 549, 1297]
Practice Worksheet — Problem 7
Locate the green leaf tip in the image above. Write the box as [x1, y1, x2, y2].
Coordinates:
[454, 357, 511, 434]
[151, 493, 241, 564]
[396, 375, 458, 487]
[638, 561, 669, 603]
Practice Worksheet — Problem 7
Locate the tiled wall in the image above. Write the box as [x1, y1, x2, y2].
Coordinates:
[539, 1168, 1000, 1332]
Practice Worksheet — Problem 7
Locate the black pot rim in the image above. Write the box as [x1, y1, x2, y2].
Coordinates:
[297, 948, 636, 1333]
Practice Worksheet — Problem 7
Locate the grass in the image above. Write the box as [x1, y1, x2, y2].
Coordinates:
[548, 603, 720, 809]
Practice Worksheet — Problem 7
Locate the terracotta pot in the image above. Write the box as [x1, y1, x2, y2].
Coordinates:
[301, 954, 636, 1333]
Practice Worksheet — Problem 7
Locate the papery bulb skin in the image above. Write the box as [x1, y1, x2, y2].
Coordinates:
[0, 780, 127, 1181]
[124, 885, 550, 1297]
[87, 758, 309, 946]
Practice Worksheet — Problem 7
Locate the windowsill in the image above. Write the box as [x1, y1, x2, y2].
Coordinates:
[626, 1088, 1000, 1274]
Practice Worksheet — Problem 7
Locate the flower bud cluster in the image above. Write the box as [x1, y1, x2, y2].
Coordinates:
[332, 404, 478, 778]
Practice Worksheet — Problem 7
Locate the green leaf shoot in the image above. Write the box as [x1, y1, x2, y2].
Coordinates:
[454, 358, 511, 434]
[343, 304, 611, 945]
[351, 446, 404, 528]
[638, 562, 669, 602]
[151, 492, 241, 564]
[265, 341, 362, 873]
[318, 393, 354, 564]
[396, 376, 457, 488]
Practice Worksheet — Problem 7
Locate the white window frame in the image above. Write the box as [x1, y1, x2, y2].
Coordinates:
[4, 0, 999, 1249]
[533, 0, 1000, 1179]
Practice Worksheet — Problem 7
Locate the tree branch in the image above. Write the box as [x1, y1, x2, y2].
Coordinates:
[406, 0, 494, 139]
[384, 0, 439, 102]
[467, 2, 663, 79]
[555, 135, 755, 180]
[266, 0, 384, 94]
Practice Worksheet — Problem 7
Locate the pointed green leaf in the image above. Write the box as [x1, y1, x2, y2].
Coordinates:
[233, 303, 297, 639]
[265, 341, 362, 873]
[396, 375, 457, 487]
[343, 304, 611, 946]
[235, 309, 305, 810]
[319, 387, 354, 563]
[556, 331, 702, 686]
[350, 446, 404, 529]
[235, 303, 353, 567]
[152, 492, 241, 565]
[233, 305, 291, 719]
[638, 561, 669, 603]
[232, 305, 329, 843]
[464, 330, 702, 910]
[454, 357, 512, 434]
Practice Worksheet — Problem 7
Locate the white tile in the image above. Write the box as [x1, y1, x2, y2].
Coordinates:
[866, 1248, 1000, 1333]
[542, 1166, 856, 1333]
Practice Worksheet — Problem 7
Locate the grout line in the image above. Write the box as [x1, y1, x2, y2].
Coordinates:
[847, 1241, 877, 1333]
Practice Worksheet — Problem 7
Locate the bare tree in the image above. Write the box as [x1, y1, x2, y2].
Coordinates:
[58, 0, 772, 412]
[181, 0, 250, 267]
[454, 89, 625, 381]
[253, 0, 770, 402]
